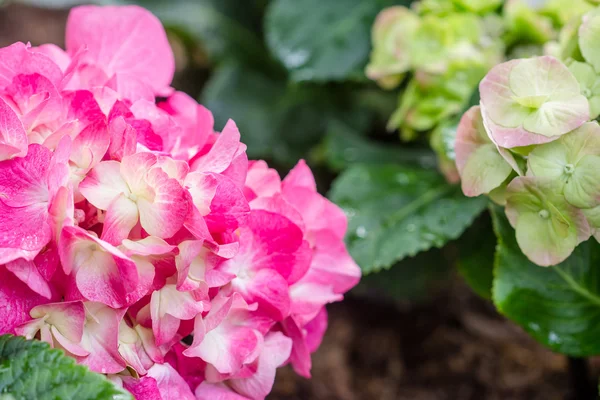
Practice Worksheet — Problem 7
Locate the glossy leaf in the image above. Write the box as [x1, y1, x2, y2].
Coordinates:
[323, 120, 436, 171]
[265, 0, 407, 82]
[456, 211, 495, 299]
[202, 60, 365, 165]
[0, 335, 132, 400]
[492, 207, 600, 356]
[329, 164, 487, 273]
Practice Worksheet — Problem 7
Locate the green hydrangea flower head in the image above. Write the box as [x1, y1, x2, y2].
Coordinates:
[479, 56, 589, 148]
[366, 6, 419, 89]
[528, 122, 600, 208]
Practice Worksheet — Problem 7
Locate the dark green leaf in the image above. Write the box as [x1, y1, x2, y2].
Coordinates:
[202, 60, 364, 166]
[355, 248, 451, 302]
[265, 0, 406, 82]
[201, 61, 286, 159]
[323, 120, 436, 171]
[329, 164, 487, 274]
[491, 206, 600, 356]
[457, 210, 495, 299]
[0, 335, 132, 400]
[138, 0, 268, 64]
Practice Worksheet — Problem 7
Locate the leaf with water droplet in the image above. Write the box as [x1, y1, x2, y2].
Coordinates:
[265, 0, 408, 82]
[329, 163, 487, 274]
[491, 206, 600, 356]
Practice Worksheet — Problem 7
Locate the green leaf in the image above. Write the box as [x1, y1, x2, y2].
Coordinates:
[491, 206, 600, 356]
[329, 164, 487, 274]
[456, 211, 495, 299]
[201, 60, 286, 159]
[265, 0, 406, 82]
[0, 335, 132, 400]
[323, 120, 437, 171]
[202, 60, 367, 166]
[354, 248, 451, 302]
[137, 0, 268, 64]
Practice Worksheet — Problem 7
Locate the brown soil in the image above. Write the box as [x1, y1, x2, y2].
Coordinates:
[270, 279, 577, 400]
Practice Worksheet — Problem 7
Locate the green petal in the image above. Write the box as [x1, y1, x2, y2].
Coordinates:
[453, 0, 502, 13]
[366, 7, 419, 87]
[461, 143, 513, 196]
[527, 139, 569, 182]
[582, 205, 600, 228]
[579, 13, 600, 72]
[568, 61, 600, 118]
[522, 95, 589, 137]
[565, 155, 600, 208]
[589, 96, 600, 119]
[515, 210, 577, 266]
[506, 176, 591, 265]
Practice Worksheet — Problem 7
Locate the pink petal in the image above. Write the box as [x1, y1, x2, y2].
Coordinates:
[281, 317, 311, 378]
[101, 193, 139, 246]
[77, 302, 126, 374]
[0, 266, 47, 334]
[70, 119, 110, 172]
[122, 376, 162, 400]
[202, 173, 250, 234]
[0, 96, 27, 160]
[191, 119, 243, 175]
[80, 161, 129, 210]
[304, 307, 328, 353]
[159, 91, 214, 160]
[66, 5, 175, 95]
[146, 363, 196, 400]
[229, 332, 293, 399]
[195, 382, 250, 400]
[60, 226, 142, 308]
[0, 42, 63, 89]
[244, 160, 281, 202]
[282, 159, 317, 191]
[5, 258, 53, 299]
[137, 167, 189, 239]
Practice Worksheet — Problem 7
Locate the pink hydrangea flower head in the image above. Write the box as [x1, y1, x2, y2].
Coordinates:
[0, 5, 360, 399]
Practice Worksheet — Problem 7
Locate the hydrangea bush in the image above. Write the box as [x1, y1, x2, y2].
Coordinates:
[0, 5, 360, 399]
[456, 4, 600, 267]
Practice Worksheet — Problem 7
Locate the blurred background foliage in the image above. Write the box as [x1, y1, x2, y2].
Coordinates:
[4, 0, 547, 305]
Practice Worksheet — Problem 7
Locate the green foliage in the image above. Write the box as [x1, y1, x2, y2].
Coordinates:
[329, 163, 487, 273]
[323, 120, 436, 171]
[0, 335, 132, 400]
[140, 0, 269, 64]
[491, 207, 600, 356]
[456, 211, 495, 299]
[265, 0, 408, 83]
[201, 60, 365, 166]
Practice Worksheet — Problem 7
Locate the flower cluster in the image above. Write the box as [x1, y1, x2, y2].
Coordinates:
[456, 5, 600, 267]
[368, 0, 595, 183]
[0, 5, 360, 399]
[366, 2, 504, 140]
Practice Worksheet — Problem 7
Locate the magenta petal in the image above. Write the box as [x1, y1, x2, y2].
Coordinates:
[0, 266, 47, 334]
[0, 96, 27, 160]
[6, 258, 53, 299]
[122, 376, 162, 400]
